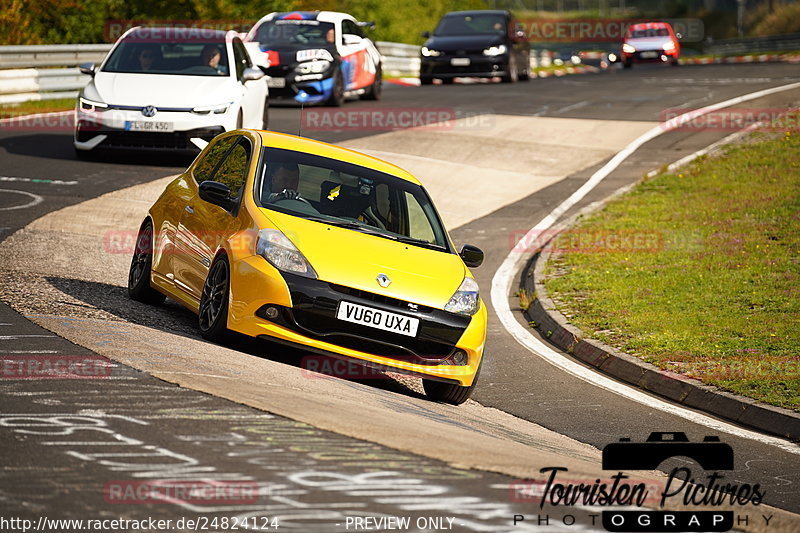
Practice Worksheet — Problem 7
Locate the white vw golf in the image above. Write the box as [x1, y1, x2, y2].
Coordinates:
[74, 27, 269, 156]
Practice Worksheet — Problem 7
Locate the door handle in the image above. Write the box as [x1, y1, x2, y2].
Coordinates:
[185, 205, 194, 214]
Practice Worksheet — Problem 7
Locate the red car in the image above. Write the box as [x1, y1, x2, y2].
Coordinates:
[621, 22, 680, 68]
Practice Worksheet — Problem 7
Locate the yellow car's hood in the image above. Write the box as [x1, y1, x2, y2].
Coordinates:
[264, 210, 468, 309]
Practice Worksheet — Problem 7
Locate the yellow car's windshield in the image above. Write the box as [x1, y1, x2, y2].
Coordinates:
[255, 147, 451, 252]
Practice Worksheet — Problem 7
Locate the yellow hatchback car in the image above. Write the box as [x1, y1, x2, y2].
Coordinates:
[128, 129, 487, 403]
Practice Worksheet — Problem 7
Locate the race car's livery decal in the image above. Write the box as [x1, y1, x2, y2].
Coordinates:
[341, 49, 375, 91]
[263, 50, 280, 66]
[297, 49, 334, 62]
[279, 11, 317, 20]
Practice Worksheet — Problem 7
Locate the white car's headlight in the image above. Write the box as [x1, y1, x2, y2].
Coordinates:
[79, 97, 108, 112]
[482, 44, 507, 56]
[295, 60, 331, 74]
[257, 228, 316, 278]
[421, 46, 442, 57]
[192, 103, 231, 115]
[444, 277, 480, 316]
[622, 43, 636, 53]
[662, 41, 676, 51]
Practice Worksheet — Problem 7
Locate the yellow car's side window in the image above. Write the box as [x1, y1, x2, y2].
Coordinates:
[194, 137, 236, 183]
[213, 142, 251, 198]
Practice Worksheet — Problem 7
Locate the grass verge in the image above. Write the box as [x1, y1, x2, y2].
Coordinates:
[0, 98, 75, 119]
[543, 130, 800, 411]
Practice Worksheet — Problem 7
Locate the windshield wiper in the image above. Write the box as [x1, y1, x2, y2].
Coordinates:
[394, 236, 446, 251]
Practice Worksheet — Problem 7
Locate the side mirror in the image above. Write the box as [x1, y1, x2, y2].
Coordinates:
[79, 63, 96, 77]
[675, 32, 683, 40]
[515, 29, 526, 39]
[199, 181, 234, 210]
[343, 34, 363, 46]
[421, 31, 431, 39]
[242, 66, 265, 82]
[459, 244, 484, 268]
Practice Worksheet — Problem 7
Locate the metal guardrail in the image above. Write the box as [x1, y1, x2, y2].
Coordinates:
[0, 44, 113, 68]
[0, 42, 421, 105]
[705, 32, 800, 56]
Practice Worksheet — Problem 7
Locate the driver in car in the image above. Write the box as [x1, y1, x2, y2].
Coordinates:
[201, 45, 225, 75]
[266, 161, 302, 202]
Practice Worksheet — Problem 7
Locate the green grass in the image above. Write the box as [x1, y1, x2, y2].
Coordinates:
[543, 130, 800, 411]
[0, 98, 75, 118]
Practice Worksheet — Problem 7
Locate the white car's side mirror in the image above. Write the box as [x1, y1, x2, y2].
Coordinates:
[242, 67, 265, 82]
[343, 34, 363, 46]
[79, 63, 96, 77]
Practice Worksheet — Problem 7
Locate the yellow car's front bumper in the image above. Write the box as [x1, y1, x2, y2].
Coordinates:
[227, 255, 486, 387]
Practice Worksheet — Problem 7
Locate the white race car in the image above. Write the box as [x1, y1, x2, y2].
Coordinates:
[74, 27, 269, 156]
[244, 11, 382, 106]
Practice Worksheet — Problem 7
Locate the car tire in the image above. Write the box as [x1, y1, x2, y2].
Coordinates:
[519, 57, 531, 81]
[670, 58, 679, 66]
[623, 59, 632, 69]
[422, 360, 482, 405]
[363, 65, 382, 100]
[198, 255, 230, 342]
[326, 70, 345, 107]
[420, 75, 433, 85]
[501, 55, 518, 83]
[441, 78, 454, 84]
[128, 220, 166, 305]
[261, 97, 269, 129]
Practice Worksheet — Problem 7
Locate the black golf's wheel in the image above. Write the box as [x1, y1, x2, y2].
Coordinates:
[198, 256, 230, 341]
[519, 54, 531, 81]
[419, 75, 433, 85]
[422, 360, 483, 405]
[363, 65, 382, 100]
[128, 221, 166, 305]
[501, 55, 518, 83]
[441, 77, 455, 84]
[326, 70, 345, 107]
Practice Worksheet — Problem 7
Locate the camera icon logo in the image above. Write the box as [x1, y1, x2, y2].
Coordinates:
[602, 432, 734, 471]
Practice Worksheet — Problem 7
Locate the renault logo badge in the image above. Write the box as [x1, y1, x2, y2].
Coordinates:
[376, 273, 391, 288]
[141, 105, 157, 117]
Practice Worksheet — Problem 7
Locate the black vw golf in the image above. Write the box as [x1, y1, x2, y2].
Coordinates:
[419, 10, 530, 84]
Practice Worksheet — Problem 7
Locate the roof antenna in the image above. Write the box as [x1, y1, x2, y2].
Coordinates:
[297, 90, 309, 137]
[298, 101, 304, 137]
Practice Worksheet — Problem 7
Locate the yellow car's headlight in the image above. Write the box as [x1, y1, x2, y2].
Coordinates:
[257, 228, 317, 279]
[444, 277, 480, 316]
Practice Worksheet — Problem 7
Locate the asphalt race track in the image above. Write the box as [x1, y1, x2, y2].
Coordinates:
[1, 62, 800, 531]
